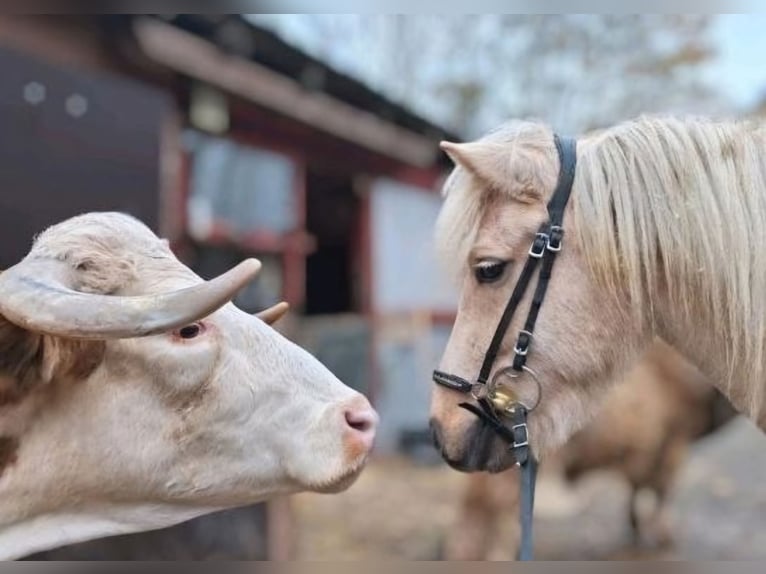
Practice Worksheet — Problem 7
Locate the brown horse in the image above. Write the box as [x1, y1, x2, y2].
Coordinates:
[430, 116, 766, 472]
[443, 341, 736, 560]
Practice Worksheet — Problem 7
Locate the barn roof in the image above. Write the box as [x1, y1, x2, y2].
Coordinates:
[167, 15, 459, 144]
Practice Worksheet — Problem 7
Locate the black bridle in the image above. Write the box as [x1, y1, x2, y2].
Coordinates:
[432, 134, 577, 561]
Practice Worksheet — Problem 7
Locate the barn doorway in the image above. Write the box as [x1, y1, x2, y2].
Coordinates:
[304, 168, 361, 315]
[302, 167, 370, 396]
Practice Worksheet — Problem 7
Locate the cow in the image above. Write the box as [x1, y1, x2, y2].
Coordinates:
[0, 212, 378, 559]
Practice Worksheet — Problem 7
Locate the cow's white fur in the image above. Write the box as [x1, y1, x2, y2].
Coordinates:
[0, 212, 375, 559]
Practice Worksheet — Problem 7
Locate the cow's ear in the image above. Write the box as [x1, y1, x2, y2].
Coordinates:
[255, 302, 289, 326]
[37, 335, 105, 384]
[0, 315, 104, 402]
[0, 316, 41, 403]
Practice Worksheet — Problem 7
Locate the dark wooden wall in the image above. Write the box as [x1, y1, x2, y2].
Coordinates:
[0, 45, 170, 267]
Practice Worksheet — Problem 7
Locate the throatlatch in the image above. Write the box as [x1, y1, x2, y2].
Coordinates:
[432, 134, 577, 561]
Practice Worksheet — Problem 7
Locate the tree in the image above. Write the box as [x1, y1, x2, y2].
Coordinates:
[478, 15, 722, 134]
[249, 15, 725, 137]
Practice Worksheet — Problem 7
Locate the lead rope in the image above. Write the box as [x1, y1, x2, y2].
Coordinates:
[514, 407, 537, 561]
[458, 401, 535, 560]
[433, 134, 577, 562]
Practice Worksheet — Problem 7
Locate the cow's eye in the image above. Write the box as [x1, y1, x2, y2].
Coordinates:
[174, 322, 205, 340]
[474, 259, 508, 284]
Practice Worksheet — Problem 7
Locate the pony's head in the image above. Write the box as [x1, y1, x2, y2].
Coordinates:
[429, 120, 649, 472]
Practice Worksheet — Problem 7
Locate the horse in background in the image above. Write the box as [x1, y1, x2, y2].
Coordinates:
[443, 341, 737, 560]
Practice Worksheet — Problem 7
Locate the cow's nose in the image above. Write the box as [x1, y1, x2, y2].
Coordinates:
[342, 395, 378, 456]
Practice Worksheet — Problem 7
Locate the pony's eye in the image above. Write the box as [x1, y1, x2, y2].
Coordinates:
[474, 260, 508, 284]
[174, 322, 205, 340]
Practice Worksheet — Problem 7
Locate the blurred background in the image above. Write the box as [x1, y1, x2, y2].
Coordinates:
[2, 14, 766, 560]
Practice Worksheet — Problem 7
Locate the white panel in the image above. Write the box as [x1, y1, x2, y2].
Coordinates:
[374, 321, 452, 453]
[370, 179, 458, 313]
[186, 131, 297, 237]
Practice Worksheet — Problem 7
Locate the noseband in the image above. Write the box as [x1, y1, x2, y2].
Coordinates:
[432, 134, 577, 561]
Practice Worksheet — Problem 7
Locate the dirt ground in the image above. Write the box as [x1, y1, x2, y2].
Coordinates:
[291, 417, 766, 560]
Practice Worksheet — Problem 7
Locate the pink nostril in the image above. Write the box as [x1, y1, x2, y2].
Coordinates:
[341, 399, 378, 459]
[344, 408, 378, 434]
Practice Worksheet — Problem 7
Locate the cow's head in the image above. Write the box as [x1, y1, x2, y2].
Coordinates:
[0, 212, 377, 557]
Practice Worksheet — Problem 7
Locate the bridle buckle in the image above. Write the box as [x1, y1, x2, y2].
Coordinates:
[528, 233, 548, 258]
[511, 422, 529, 448]
[547, 225, 563, 252]
[514, 330, 533, 357]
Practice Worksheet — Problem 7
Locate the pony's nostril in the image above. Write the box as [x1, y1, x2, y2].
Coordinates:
[429, 418, 444, 451]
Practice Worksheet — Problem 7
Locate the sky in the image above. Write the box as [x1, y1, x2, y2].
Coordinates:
[710, 14, 766, 109]
[251, 15, 766, 126]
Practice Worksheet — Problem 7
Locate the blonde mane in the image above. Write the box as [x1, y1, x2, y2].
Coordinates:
[436, 116, 766, 417]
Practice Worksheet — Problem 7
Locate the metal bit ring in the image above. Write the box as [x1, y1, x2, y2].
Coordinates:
[489, 365, 542, 413]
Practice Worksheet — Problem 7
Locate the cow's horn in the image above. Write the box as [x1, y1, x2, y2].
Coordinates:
[0, 257, 261, 339]
[255, 301, 289, 325]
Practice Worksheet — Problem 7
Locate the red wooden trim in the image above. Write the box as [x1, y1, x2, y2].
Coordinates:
[358, 183, 381, 409]
[176, 148, 192, 235]
[293, 155, 307, 230]
[281, 154, 308, 307]
[357, 181, 373, 315]
[389, 165, 444, 191]
[429, 311, 458, 326]
[169, 148, 193, 261]
[282, 245, 304, 308]
[229, 102, 447, 188]
[202, 221, 315, 255]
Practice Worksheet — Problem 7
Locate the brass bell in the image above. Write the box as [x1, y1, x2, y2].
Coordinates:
[489, 385, 519, 413]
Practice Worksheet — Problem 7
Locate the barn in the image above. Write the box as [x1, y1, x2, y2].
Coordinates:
[0, 14, 458, 559]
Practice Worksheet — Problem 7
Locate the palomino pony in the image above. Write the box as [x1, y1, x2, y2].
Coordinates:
[430, 115, 766, 473]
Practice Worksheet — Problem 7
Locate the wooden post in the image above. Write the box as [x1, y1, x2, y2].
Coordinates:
[265, 496, 295, 560]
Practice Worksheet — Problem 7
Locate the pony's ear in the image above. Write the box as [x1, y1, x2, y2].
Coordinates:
[440, 141, 492, 176]
[440, 140, 543, 202]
